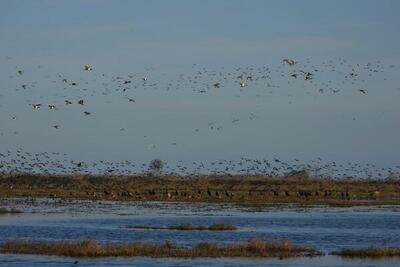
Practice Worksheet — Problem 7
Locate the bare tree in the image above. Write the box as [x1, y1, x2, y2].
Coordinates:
[148, 158, 164, 176]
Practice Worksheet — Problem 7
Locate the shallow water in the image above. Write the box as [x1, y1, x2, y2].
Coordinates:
[0, 198, 399, 266]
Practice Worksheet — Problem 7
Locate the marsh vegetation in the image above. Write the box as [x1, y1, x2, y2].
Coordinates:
[127, 223, 237, 231]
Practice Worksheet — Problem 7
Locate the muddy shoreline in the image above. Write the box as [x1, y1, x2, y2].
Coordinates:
[1, 174, 399, 205]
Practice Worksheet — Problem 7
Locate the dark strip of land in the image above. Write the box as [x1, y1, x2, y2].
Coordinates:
[1, 173, 399, 205]
[0, 239, 320, 258]
[332, 247, 400, 258]
[0, 207, 22, 214]
[128, 223, 237, 231]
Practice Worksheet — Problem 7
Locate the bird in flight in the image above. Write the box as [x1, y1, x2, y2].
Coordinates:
[283, 59, 296, 66]
[32, 104, 42, 109]
[84, 64, 93, 71]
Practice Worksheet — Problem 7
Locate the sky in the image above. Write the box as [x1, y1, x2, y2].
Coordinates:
[0, 0, 400, 175]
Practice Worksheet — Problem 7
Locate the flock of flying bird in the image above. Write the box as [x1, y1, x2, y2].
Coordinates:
[0, 149, 399, 179]
[1, 58, 399, 178]
[5, 57, 390, 130]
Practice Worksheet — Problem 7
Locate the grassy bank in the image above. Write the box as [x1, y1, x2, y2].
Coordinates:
[128, 223, 237, 231]
[333, 247, 400, 258]
[1, 173, 399, 205]
[0, 239, 320, 258]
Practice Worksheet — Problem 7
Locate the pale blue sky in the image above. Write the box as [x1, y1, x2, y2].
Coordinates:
[0, 0, 399, 175]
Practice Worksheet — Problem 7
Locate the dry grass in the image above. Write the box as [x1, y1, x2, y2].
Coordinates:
[0, 239, 320, 258]
[333, 247, 400, 258]
[128, 223, 237, 231]
[0, 207, 22, 214]
[207, 223, 237, 231]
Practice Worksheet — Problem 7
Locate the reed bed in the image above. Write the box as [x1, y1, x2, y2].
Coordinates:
[333, 247, 400, 258]
[0, 239, 320, 258]
[128, 223, 237, 231]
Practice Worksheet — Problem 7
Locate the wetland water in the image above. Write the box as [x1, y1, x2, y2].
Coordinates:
[0, 198, 399, 266]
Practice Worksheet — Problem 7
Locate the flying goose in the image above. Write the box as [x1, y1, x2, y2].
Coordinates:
[84, 64, 93, 71]
[283, 59, 296, 66]
[32, 104, 42, 109]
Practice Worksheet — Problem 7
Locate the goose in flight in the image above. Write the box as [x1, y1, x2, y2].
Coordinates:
[32, 104, 42, 109]
[84, 64, 93, 71]
[283, 59, 296, 66]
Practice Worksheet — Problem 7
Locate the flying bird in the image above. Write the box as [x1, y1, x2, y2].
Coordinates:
[283, 59, 296, 66]
[84, 64, 93, 71]
[32, 104, 42, 109]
